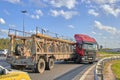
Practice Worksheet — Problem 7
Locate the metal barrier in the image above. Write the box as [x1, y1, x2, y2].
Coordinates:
[94, 56, 120, 80]
[0, 57, 6, 61]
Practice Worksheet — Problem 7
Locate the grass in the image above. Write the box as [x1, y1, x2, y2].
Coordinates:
[104, 60, 120, 80]
[111, 60, 120, 80]
[98, 51, 120, 58]
[99, 51, 120, 54]
[100, 51, 120, 79]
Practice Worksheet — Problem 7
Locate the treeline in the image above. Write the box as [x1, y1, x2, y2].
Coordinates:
[0, 38, 9, 50]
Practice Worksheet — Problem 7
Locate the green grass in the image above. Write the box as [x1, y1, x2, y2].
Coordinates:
[112, 60, 120, 80]
[99, 51, 120, 54]
[98, 51, 120, 58]
[99, 51, 120, 79]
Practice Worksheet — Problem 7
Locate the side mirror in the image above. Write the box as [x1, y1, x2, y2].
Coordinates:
[78, 45, 82, 49]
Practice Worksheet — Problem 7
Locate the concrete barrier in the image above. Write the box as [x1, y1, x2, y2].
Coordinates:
[94, 56, 120, 80]
[0, 57, 6, 61]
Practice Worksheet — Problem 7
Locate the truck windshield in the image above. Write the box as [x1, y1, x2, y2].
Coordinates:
[83, 43, 97, 50]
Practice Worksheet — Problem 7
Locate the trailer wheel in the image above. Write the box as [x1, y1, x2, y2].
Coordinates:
[46, 58, 54, 70]
[36, 58, 45, 73]
[89, 62, 93, 64]
[11, 65, 16, 69]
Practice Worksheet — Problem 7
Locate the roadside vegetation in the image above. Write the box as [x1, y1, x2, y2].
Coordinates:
[99, 51, 120, 54]
[98, 50, 120, 80]
[0, 38, 24, 50]
[104, 60, 120, 80]
[0, 38, 9, 50]
[98, 51, 120, 58]
[112, 60, 120, 80]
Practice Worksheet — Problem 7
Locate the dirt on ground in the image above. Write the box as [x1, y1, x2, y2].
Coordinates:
[104, 62, 116, 80]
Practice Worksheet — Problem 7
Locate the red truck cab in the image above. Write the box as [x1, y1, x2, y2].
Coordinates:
[74, 34, 98, 63]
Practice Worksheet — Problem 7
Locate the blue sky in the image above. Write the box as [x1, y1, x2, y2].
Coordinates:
[0, 0, 120, 48]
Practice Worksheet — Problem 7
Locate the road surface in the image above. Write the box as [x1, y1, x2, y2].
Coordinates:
[0, 58, 95, 80]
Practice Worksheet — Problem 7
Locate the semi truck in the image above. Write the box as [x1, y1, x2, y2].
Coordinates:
[6, 28, 98, 73]
[74, 34, 98, 63]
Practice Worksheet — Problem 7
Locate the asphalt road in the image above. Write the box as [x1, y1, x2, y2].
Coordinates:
[0, 58, 93, 80]
[28, 61, 91, 80]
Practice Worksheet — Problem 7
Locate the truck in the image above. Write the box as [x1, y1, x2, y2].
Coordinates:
[6, 28, 98, 73]
[74, 34, 98, 63]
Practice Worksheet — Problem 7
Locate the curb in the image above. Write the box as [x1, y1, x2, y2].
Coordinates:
[94, 56, 120, 80]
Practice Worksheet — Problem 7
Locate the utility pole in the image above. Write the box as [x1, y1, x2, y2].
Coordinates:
[21, 10, 27, 36]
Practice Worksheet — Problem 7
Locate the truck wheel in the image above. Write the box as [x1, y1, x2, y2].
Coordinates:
[89, 62, 93, 64]
[36, 58, 45, 73]
[46, 58, 54, 70]
[11, 65, 15, 69]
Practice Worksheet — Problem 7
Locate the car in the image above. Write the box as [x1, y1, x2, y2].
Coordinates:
[0, 49, 8, 57]
[0, 65, 31, 80]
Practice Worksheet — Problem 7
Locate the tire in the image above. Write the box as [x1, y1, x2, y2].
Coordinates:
[46, 58, 54, 70]
[36, 58, 45, 73]
[89, 62, 93, 64]
[11, 65, 15, 69]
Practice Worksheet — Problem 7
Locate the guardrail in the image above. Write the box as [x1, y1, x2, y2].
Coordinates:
[94, 56, 120, 80]
[0, 57, 7, 61]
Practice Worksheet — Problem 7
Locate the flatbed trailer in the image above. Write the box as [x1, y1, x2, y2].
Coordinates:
[7, 28, 76, 73]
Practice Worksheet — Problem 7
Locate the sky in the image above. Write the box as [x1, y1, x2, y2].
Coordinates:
[0, 0, 120, 48]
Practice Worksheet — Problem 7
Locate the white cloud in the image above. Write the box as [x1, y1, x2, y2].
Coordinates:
[27, 9, 43, 19]
[88, 9, 99, 16]
[0, 29, 8, 35]
[31, 15, 40, 19]
[9, 24, 16, 28]
[68, 25, 75, 29]
[47, 0, 77, 9]
[94, 20, 120, 34]
[35, 10, 43, 16]
[0, 18, 6, 24]
[92, 31, 96, 34]
[101, 4, 120, 17]
[4, 0, 21, 4]
[83, 0, 118, 4]
[82, 0, 120, 17]
[95, 0, 117, 4]
[29, 0, 46, 7]
[50, 10, 79, 19]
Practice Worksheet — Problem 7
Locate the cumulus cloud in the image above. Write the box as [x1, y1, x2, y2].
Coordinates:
[82, 0, 120, 17]
[50, 10, 79, 19]
[35, 10, 43, 15]
[88, 9, 99, 16]
[4, 0, 21, 4]
[92, 31, 97, 34]
[27, 9, 43, 19]
[0, 29, 8, 35]
[94, 20, 120, 34]
[0, 18, 6, 24]
[82, 0, 118, 4]
[9, 24, 16, 28]
[29, 0, 46, 7]
[46, 0, 77, 9]
[95, 0, 117, 4]
[31, 15, 40, 19]
[101, 4, 120, 17]
[68, 25, 75, 29]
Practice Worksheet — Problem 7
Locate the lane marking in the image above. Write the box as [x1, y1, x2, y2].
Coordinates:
[79, 64, 95, 80]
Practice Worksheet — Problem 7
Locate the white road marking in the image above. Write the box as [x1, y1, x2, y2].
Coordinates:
[79, 64, 95, 80]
